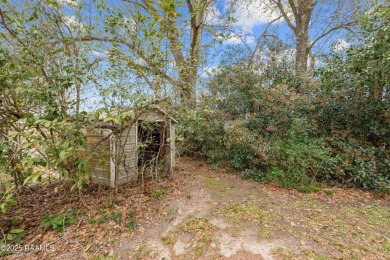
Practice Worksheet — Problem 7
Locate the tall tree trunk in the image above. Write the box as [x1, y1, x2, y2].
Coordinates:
[369, 68, 384, 102]
[178, 0, 207, 105]
[179, 66, 198, 105]
[295, 31, 309, 75]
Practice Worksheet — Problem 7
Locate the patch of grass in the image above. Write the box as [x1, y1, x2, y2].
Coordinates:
[203, 177, 229, 197]
[383, 241, 390, 255]
[203, 178, 225, 189]
[273, 247, 296, 259]
[166, 208, 175, 217]
[197, 161, 204, 167]
[221, 202, 269, 222]
[283, 196, 390, 259]
[323, 189, 336, 195]
[88, 216, 106, 225]
[180, 215, 214, 251]
[134, 245, 153, 260]
[210, 163, 221, 171]
[164, 215, 216, 257]
[257, 227, 274, 239]
[301, 249, 329, 259]
[274, 247, 329, 260]
[181, 215, 212, 233]
[93, 251, 116, 260]
[153, 188, 166, 198]
[297, 183, 322, 194]
[354, 204, 390, 227]
[162, 231, 178, 245]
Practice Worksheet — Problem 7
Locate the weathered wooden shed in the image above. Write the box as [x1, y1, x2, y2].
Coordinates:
[85, 107, 177, 188]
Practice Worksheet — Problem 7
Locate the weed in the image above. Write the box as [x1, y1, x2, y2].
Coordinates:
[106, 212, 122, 223]
[134, 245, 152, 260]
[163, 215, 215, 257]
[324, 189, 336, 195]
[180, 216, 215, 257]
[297, 184, 322, 194]
[41, 208, 78, 232]
[127, 210, 138, 231]
[221, 202, 268, 222]
[257, 227, 274, 239]
[203, 178, 225, 189]
[162, 231, 178, 245]
[103, 195, 117, 208]
[211, 163, 221, 171]
[166, 208, 175, 217]
[153, 188, 166, 198]
[88, 216, 106, 225]
[1, 228, 25, 248]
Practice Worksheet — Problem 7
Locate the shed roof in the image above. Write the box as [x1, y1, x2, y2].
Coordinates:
[96, 105, 177, 124]
[151, 106, 178, 124]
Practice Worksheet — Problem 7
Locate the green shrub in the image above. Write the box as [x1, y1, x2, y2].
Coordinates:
[241, 169, 264, 182]
[106, 212, 122, 223]
[179, 74, 389, 192]
[41, 209, 79, 232]
[324, 137, 390, 190]
[153, 188, 166, 198]
[265, 138, 334, 189]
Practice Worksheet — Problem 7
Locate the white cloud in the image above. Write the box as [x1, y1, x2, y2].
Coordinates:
[205, 5, 223, 26]
[216, 34, 255, 45]
[227, 0, 282, 32]
[200, 66, 221, 79]
[135, 57, 147, 66]
[226, 35, 255, 45]
[122, 18, 137, 30]
[258, 47, 295, 64]
[58, 0, 80, 7]
[333, 39, 350, 52]
[63, 15, 85, 31]
[90, 50, 108, 57]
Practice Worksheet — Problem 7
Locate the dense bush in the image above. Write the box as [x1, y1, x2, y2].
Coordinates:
[324, 137, 389, 190]
[179, 57, 389, 192]
[180, 98, 389, 192]
[178, 5, 390, 192]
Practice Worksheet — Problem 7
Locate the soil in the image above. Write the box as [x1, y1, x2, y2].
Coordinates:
[2, 157, 389, 259]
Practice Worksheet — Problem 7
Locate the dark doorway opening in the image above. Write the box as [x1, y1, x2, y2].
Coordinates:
[137, 121, 165, 168]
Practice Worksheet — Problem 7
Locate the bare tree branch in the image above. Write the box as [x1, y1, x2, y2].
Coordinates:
[309, 21, 357, 51]
[271, 0, 296, 33]
[248, 15, 282, 68]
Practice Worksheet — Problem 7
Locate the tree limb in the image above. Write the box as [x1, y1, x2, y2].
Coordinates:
[271, 0, 296, 33]
[248, 15, 282, 68]
[309, 21, 357, 51]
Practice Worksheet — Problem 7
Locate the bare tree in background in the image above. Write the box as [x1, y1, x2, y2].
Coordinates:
[268, 0, 366, 75]
[81, 0, 218, 105]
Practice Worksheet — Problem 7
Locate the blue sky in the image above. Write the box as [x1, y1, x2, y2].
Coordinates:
[53, 0, 360, 110]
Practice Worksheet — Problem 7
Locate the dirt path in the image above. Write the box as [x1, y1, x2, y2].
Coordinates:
[113, 158, 390, 260]
[4, 158, 389, 259]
